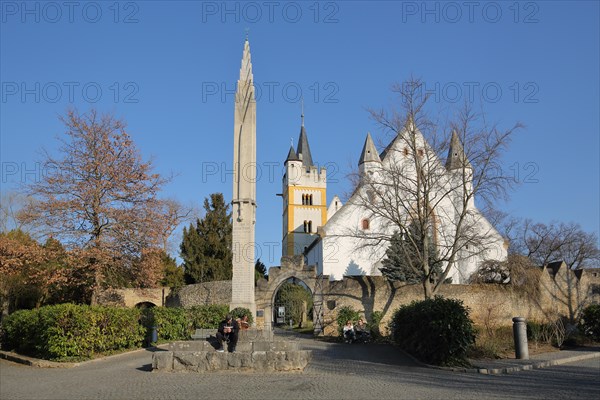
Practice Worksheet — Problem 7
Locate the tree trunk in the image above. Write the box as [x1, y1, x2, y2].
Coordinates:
[423, 279, 433, 299]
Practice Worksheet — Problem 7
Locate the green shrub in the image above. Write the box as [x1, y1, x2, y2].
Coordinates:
[369, 311, 384, 337]
[1, 304, 145, 361]
[1, 308, 40, 355]
[390, 296, 475, 366]
[579, 304, 600, 341]
[145, 307, 189, 341]
[188, 304, 229, 329]
[336, 305, 360, 336]
[142, 304, 232, 342]
[229, 307, 254, 325]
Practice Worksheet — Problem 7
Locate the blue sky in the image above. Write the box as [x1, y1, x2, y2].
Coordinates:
[1, 1, 599, 267]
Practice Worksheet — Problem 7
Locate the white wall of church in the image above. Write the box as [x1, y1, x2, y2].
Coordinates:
[306, 128, 507, 283]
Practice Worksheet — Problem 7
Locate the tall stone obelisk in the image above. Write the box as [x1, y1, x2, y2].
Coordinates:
[230, 38, 256, 317]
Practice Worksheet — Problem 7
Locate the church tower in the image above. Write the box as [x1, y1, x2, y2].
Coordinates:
[231, 38, 256, 316]
[282, 114, 327, 256]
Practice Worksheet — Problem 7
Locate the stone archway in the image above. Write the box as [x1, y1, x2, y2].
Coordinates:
[270, 276, 312, 328]
[135, 301, 158, 309]
[255, 255, 327, 335]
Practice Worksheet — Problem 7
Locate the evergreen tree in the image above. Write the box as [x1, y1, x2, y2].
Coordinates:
[255, 258, 267, 282]
[380, 224, 444, 284]
[180, 193, 232, 283]
[159, 251, 185, 288]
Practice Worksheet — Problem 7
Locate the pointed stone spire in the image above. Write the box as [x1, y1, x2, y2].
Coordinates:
[446, 130, 472, 171]
[296, 123, 314, 168]
[239, 38, 254, 85]
[231, 38, 257, 317]
[285, 145, 299, 163]
[358, 132, 381, 165]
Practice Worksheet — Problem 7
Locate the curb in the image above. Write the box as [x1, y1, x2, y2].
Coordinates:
[397, 347, 600, 375]
[0, 344, 169, 369]
[469, 352, 600, 375]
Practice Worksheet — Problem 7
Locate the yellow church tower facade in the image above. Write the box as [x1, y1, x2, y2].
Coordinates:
[282, 117, 327, 256]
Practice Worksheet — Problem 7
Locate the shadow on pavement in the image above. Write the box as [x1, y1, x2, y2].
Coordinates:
[136, 363, 153, 372]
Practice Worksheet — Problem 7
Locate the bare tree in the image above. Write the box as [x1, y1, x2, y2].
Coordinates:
[0, 191, 36, 234]
[517, 220, 600, 270]
[345, 79, 521, 298]
[473, 219, 599, 322]
[155, 198, 198, 253]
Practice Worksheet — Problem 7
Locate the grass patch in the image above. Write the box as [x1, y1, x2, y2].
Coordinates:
[469, 326, 514, 359]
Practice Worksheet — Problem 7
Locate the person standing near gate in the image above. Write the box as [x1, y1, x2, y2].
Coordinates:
[216, 315, 239, 352]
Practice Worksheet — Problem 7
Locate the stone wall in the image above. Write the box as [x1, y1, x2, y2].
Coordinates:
[94, 288, 169, 308]
[96, 257, 596, 338]
[319, 277, 548, 336]
[167, 280, 232, 308]
[319, 262, 596, 335]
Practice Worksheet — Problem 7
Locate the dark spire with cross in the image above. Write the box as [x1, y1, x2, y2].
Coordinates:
[301, 97, 305, 127]
[296, 98, 314, 168]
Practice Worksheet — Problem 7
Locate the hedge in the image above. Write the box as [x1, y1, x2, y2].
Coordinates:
[1, 304, 250, 361]
[145, 304, 229, 341]
[1, 304, 145, 361]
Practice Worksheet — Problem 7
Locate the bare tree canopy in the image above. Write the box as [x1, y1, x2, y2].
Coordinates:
[516, 220, 599, 269]
[347, 79, 521, 298]
[19, 109, 171, 255]
[0, 191, 35, 234]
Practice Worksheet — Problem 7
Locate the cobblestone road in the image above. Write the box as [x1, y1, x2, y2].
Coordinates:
[1, 335, 598, 400]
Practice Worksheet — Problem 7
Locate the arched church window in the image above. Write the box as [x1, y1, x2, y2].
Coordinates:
[309, 194, 313, 205]
[362, 219, 370, 230]
[308, 221, 313, 233]
[303, 220, 308, 233]
[403, 147, 409, 156]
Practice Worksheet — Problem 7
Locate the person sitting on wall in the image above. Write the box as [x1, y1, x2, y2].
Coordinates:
[343, 320, 356, 343]
[216, 314, 239, 353]
[354, 318, 371, 343]
[238, 314, 250, 330]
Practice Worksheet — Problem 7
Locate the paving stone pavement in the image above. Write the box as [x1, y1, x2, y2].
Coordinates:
[1, 333, 599, 400]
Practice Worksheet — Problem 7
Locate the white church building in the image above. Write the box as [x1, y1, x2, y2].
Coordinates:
[282, 119, 508, 284]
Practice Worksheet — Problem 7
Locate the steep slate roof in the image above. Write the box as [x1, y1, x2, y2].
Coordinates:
[445, 130, 472, 170]
[358, 132, 382, 165]
[296, 125, 314, 168]
[285, 145, 299, 162]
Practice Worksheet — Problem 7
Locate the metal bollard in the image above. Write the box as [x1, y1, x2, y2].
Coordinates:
[512, 317, 529, 360]
[151, 325, 158, 344]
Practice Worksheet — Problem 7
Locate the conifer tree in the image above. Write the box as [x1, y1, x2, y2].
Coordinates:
[255, 258, 267, 282]
[380, 224, 444, 284]
[180, 193, 232, 283]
